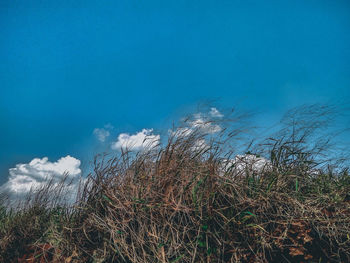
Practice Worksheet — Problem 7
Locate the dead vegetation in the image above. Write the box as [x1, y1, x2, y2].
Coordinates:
[1, 105, 349, 262]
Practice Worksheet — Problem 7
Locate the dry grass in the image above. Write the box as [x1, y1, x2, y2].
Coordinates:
[1, 105, 350, 262]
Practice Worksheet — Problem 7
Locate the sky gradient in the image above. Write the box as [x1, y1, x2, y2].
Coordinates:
[1, 0, 350, 187]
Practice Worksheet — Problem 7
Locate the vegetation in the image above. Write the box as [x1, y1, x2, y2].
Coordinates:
[1, 105, 349, 262]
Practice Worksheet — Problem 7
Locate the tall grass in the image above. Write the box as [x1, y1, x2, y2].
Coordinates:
[1, 105, 349, 262]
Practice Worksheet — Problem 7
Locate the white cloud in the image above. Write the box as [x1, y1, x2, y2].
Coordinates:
[168, 111, 223, 153]
[93, 128, 110, 142]
[169, 127, 193, 138]
[209, 107, 224, 118]
[0, 155, 82, 205]
[190, 117, 222, 134]
[170, 112, 222, 139]
[191, 138, 210, 152]
[111, 129, 160, 151]
[220, 154, 272, 176]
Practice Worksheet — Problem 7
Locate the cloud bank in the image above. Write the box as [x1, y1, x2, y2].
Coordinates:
[190, 116, 222, 134]
[111, 129, 160, 151]
[171, 108, 223, 138]
[221, 154, 272, 176]
[0, 155, 82, 205]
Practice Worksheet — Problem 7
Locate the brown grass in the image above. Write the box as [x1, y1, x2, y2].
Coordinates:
[1, 104, 350, 262]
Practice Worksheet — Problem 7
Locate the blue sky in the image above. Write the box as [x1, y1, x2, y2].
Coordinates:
[0, 0, 349, 188]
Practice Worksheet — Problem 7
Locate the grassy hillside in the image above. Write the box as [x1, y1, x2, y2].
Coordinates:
[1, 106, 350, 262]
